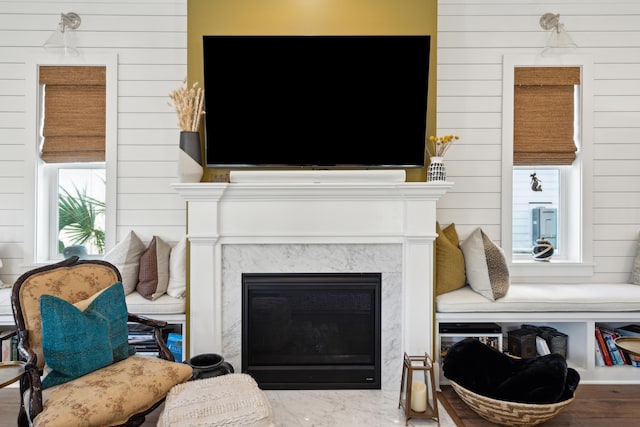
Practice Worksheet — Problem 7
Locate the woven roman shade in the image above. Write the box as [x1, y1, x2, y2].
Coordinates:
[513, 67, 580, 166]
[39, 66, 106, 163]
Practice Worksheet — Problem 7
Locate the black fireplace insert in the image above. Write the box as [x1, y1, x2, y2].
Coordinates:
[242, 273, 382, 389]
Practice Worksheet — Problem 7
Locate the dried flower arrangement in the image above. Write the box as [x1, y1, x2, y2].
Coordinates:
[168, 78, 205, 132]
[427, 134, 459, 158]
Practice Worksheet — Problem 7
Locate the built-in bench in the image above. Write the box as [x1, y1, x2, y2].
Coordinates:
[0, 287, 186, 357]
[0, 287, 186, 325]
[437, 283, 640, 313]
[436, 283, 640, 384]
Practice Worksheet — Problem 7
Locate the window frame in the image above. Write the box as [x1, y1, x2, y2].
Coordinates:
[501, 54, 594, 281]
[25, 54, 118, 265]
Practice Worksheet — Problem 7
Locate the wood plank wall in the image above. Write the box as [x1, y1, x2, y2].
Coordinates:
[0, 0, 187, 283]
[1, 1, 639, 285]
[437, 0, 640, 282]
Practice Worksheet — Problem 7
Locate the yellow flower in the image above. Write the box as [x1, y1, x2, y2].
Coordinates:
[426, 135, 459, 158]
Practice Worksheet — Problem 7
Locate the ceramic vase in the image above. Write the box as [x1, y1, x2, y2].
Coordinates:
[178, 131, 203, 183]
[427, 156, 447, 182]
[63, 245, 87, 259]
[532, 237, 554, 261]
[184, 353, 234, 379]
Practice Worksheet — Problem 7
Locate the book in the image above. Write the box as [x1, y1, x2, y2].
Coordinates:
[595, 343, 606, 367]
[536, 336, 551, 356]
[166, 333, 183, 362]
[0, 328, 17, 361]
[1, 337, 12, 361]
[615, 324, 640, 338]
[595, 327, 613, 366]
[599, 327, 625, 365]
[128, 333, 155, 342]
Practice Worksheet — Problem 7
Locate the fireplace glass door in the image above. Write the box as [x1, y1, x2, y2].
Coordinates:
[242, 273, 382, 389]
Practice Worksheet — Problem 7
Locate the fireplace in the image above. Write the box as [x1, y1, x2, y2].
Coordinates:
[173, 170, 451, 390]
[242, 273, 381, 389]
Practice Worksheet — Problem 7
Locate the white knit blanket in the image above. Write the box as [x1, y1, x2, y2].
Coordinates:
[158, 373, 275, 427]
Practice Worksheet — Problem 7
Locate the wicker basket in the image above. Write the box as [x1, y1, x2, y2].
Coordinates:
[449, 380, 574, 427]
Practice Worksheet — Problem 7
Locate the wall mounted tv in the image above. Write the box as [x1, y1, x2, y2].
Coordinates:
[202, 35, 431, 168]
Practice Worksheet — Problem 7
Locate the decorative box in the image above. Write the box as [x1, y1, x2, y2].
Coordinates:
[508, 328, 537, 358]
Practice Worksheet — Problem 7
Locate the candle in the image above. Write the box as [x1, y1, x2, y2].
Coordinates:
[410, 380, 427, 412]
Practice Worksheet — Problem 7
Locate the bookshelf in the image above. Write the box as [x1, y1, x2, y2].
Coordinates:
[437, 323, 503, 384]
[436, 313, 640, 384]
[0, 326, 17, 363]
[128, 316, 186, 362]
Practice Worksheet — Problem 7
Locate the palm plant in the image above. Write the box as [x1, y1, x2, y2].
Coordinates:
[58, 186, 106, 254]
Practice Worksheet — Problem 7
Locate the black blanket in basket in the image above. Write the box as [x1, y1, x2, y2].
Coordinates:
[443, 338, 580, 404]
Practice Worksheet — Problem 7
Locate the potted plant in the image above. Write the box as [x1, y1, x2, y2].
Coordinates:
[426, 134, 459, 182]
[58, 186, 105, 256]
[169, 78, 205, 182]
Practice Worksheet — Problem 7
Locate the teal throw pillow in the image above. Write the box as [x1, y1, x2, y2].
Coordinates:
[40, 282, 136, 389]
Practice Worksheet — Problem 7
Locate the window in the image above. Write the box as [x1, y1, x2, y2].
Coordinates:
[38, 66, 106, 260]
[25, 55, 117, 264]
[501, 55, 594, 280]
[42, 164, 106, 258]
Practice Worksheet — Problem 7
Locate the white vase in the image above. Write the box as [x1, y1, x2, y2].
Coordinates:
[178, 131, 203, 183]
[427, 156, 446, 182]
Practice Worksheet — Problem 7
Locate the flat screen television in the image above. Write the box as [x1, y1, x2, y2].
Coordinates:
[202, 35, 431, 168]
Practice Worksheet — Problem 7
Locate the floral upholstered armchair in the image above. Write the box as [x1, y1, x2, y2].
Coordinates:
[11, 257, 193, 427]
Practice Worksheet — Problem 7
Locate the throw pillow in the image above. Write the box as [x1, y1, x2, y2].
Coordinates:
[460, 227, 510, 301]
[137, 236, 171, 300]
[631, 231, 640, 285]
[103, 230, 146, 294]
[435, 222, 466, 296]
[167, 236, 187, 298]
[40, 282, 135, 389]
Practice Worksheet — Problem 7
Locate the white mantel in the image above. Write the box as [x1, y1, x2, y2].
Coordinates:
[173, 171, 451, 372]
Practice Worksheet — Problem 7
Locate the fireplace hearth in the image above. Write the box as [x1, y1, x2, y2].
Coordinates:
[242, 273, 382, 389]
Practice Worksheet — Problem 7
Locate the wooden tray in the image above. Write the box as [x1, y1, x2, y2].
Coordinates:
[0, 361, 25, 388]
[614, 337, 640, 357]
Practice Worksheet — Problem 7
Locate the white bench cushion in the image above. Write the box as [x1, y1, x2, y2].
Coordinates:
[0, 288, 185, 322]
[125, 291, 185, 315]
[437, 284, 640, 313]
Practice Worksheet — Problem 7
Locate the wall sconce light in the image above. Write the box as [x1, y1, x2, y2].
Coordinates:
[43, 12, 82, 56]
[540, 13, 577, 54]
[0, 258, 4, 286]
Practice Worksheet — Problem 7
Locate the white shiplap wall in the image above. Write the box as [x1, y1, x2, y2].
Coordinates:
[437, 0, 640, 283]
[0, 0, 187, 284]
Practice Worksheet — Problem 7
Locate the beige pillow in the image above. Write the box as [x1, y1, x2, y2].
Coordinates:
[167, 237, 187, 299]
[435, 222, 466, 296]
[137, 236, 171, 300]
[460, 227, 510, 301]
[103, 231, 146, 295]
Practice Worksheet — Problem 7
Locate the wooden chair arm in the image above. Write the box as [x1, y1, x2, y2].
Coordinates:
[127, 313, 174, 362]
[16, 330, 44, 423]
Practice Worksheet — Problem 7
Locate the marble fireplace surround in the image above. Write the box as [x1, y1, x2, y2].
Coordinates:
[173, 170, 451, 389]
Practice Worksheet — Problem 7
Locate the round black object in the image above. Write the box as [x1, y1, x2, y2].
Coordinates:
[184, 353, 234, 379]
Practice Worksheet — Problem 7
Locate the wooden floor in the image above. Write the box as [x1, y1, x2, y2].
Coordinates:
[1, 385, 639, 426]
[438, 384, 640, 427]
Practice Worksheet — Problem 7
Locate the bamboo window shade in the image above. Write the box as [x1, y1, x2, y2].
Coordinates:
[514, 67, 580, 166]
[39, 66, 106, 163]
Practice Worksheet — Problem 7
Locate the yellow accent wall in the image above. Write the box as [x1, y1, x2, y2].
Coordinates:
[188, 0, 437, 182]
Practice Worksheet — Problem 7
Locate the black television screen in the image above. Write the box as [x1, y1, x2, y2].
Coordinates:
[202, 35, 430, 168]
